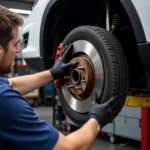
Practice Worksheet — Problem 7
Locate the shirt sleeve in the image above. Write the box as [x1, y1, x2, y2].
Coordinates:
[0, 87, 59, 150]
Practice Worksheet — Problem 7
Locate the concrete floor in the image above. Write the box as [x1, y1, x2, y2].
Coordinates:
[34, 106, 140, 150]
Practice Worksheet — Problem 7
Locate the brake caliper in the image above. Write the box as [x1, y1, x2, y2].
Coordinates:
[54, 43, 65, 88]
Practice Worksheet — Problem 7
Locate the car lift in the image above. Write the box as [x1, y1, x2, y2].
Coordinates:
[125, 95, 150, 150]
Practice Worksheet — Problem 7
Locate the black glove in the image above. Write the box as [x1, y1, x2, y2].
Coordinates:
[90, 93, 119, 128]
[50, 44, 77, 80]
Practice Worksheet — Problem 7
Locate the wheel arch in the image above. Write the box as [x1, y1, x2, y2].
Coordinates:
[40, 0, 66, 68]
[40, 0, 146, 88]
[120, 0, 146, 43]
[40, 0, 106, 69]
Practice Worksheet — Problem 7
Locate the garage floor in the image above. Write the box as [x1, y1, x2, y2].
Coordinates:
[34, 106, 140, 150]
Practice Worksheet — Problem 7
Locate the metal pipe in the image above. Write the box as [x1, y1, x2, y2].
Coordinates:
[106, 0, 110, 32]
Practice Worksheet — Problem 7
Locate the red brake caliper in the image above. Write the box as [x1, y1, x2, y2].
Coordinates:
[54, 43, 65, 88]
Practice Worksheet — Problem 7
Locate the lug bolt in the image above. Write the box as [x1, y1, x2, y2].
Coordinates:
[67, 85, 74, 89]
[81, 80, 86, 83]
[77, 66, 85, 70]
[75, 87, 82, 90]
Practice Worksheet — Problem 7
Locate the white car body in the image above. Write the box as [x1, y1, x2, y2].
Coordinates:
[22, 0, 50, 58]
[132, 0, 150, 42]
[22, 0, 150, 59]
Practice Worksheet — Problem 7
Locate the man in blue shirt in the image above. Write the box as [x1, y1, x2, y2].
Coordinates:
[0, 5, 120, 150]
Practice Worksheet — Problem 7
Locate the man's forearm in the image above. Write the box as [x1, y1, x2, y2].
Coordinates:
[67, 119, 100, 150]
[8, 71, 53, 95]
[53, 119, 100, 150]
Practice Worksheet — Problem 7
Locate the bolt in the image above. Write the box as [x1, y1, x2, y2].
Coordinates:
[67, 85, 74, 89]
[81, 80, 86, 83]
[77, 66, 85, 70]
[64, 76, 70, 79]
[75, 87, 82, 90]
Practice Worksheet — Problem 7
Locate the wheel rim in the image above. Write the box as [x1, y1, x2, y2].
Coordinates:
[61, 40, 104, 113]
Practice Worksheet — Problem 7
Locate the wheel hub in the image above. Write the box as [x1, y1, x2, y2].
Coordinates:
[65, 54, 95, 100]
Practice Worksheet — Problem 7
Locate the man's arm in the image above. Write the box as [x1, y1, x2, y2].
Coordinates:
[8, 71, 53, 95]
[8, 44, 76, 95]
[0, 88, 120, 150]
[53, 94, 120, 150]
[0, 88, 59, 150]
[54, 119, 100, 150]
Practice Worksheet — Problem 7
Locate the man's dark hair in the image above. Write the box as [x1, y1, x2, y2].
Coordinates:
[0, 5, 24, 49]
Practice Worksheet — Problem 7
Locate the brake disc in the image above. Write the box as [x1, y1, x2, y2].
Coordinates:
[61, 40, 104, 113]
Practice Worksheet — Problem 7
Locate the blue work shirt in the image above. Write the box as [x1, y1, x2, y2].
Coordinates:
[0, 77, 59, 150]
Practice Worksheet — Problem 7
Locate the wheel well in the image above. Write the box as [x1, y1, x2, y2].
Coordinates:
[42, 0, 146, 88]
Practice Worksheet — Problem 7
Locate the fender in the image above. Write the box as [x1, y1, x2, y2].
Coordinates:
[120, 0, 146, 43]
[40, 0, 66, 69]
[121, 0, 150, 90]
[40, 0, 57, 57]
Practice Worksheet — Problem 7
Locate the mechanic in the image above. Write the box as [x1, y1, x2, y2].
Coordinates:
[0, 5, 120, 150]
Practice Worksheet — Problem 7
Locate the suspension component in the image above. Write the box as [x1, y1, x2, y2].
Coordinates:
[111, 13, 121, 33]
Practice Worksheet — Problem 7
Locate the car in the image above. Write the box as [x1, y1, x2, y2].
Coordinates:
[22, 0, 150, 125]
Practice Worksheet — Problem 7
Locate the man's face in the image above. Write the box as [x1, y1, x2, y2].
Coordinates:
[0, 27, 20, 75]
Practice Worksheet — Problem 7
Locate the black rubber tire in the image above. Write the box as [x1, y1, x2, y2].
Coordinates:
[57, 26, 129, 126]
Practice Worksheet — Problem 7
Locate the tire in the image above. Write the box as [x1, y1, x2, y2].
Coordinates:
[57, 26, 128, 125]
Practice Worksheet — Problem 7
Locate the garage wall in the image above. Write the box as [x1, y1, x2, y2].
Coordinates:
[0, 0, 34, 10]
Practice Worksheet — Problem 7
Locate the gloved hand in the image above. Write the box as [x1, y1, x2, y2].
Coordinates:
[50, 44, 77, 80]
[90, 93, 120, 128]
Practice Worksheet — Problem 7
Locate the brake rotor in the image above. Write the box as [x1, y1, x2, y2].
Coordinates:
[65, 54, 95, 100]
[61, 40, 104, 113]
